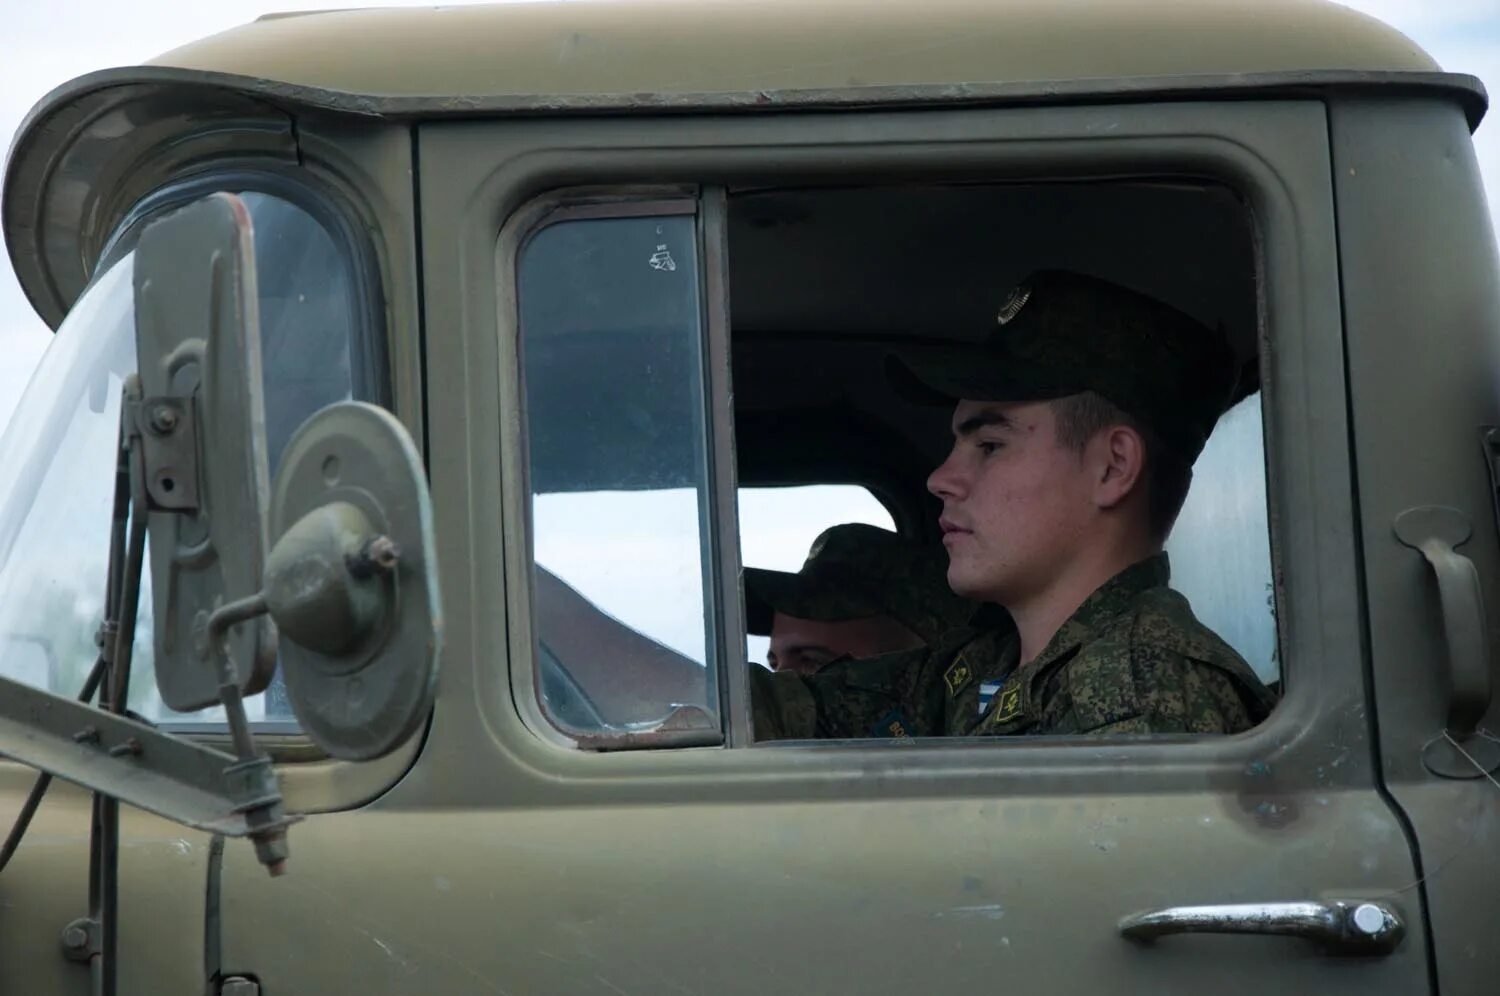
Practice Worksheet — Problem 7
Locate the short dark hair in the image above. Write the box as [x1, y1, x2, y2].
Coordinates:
[1051, 391, 1194, 542]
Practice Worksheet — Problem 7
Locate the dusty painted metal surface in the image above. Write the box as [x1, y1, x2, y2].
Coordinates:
[150, 0, 1440, 97]
[3, 0, 1486, 331]
[0, 2, 1498, 994]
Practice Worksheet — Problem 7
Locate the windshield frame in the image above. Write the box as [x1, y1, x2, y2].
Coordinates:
[99, 167, 390, 412]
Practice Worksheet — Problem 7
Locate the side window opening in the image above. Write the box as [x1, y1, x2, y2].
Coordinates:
[513, 178, 1278, 749]
[727, 182, 1277, 739]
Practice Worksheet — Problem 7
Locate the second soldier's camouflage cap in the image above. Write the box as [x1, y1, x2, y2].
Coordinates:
[889, 269, 1240, 463]
[743, 523, 974, 644]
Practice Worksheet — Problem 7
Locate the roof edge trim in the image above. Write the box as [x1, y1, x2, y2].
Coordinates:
[10, 65, 1490, 141]
[3, 64, 1487, 329]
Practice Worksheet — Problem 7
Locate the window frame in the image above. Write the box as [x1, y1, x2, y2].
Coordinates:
[100, 168, 391, 413]
[466, 100, 1354, 798]
[502, 187, 749, 750]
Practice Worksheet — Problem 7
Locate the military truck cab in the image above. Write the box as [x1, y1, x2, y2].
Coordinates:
[1, 2, 1497, 993]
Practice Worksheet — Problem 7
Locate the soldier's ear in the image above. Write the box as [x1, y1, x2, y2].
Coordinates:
[1092, 424, 1146, 510]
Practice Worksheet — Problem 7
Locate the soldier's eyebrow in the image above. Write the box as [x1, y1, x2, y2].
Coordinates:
[953, 409, 1015, 437]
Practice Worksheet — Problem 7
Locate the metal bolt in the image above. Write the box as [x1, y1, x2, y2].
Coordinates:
[375, 536, 400, 566]
[347, 534, 401, 578]
[60, 918, 95, 962]
[1351, 903, 1388, 936]
[72, 726, 99, 744]
[220, 978, 261, 996]
[107, 738, 142, 758]
[252, 830, 289, 877]
[148, 404, 179, 434]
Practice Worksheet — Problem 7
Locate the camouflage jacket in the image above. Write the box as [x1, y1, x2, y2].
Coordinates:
[751, 554, 1276, 740]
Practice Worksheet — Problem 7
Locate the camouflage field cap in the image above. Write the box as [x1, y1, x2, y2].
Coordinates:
[890, 270, 1239, 462]
[744, 523, 974, 644]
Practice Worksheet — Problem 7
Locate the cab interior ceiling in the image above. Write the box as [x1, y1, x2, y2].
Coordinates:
[727, 180, 1258, 536]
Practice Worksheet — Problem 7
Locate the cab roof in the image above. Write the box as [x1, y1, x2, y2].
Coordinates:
[153, 0, 1439, 99]
[4, 0, 1486, 330]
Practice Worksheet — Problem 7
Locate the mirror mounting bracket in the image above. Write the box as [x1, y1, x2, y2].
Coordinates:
[130, 394, 200, 511]
[0, 674, 295, 838]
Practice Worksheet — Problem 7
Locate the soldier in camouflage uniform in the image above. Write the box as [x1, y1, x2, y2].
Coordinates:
[751, 270, 1276, 740]
[745, 523, 977, 675]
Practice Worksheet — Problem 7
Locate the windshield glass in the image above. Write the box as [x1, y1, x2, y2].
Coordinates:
[0, 191, 368, 728]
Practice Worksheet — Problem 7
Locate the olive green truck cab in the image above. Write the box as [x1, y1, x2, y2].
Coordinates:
[1, 1, 1498, 993]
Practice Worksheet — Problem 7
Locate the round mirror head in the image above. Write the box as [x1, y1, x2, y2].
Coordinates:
[267, 401, 441, 760]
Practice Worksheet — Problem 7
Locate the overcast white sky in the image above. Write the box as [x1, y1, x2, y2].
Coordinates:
[2, 0, 1499, 430]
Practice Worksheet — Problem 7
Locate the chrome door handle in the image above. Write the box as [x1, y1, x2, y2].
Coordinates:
[1119, 901, 1404, 955]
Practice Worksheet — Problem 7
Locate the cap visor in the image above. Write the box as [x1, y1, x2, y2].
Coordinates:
[742, 567, 785, 636]
[742, 566, 883, 634]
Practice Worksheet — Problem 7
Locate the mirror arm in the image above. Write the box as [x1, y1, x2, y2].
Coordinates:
[207, 592, 272, 759]
[201, 591, 291, 874]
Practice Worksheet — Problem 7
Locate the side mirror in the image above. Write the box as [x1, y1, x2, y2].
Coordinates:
[135, 193, 441, 760]
[264, 402, 441, 760]
[133, 191, 277, 711]
[0, 192, 440, 894]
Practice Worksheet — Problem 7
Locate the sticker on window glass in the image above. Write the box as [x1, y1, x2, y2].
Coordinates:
[649, 244, 677, 272]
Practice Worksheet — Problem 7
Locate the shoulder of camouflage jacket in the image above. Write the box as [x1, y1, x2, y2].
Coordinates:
[1130, 587, 1271, 696]
[1055, 586, 1273, 732]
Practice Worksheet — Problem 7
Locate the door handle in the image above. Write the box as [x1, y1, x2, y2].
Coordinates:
[1393, 506, 1492, 741]
[1118, 900, 1404, 955]
[1393, 505, 1500, 779]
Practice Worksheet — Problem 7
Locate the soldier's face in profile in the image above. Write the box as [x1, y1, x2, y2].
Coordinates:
[767, 612, 923, 675]
[927, 399, 1096, 605]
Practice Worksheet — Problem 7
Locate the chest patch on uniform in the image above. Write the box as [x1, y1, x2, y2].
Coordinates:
[991, 680, 1024, 724]
[978, 680, 1003, 714]
[942, 656, 973, 697]
[870, 709, 915, 741]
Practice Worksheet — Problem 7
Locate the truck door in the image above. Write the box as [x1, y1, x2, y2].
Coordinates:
[200, 99, 1434, 995]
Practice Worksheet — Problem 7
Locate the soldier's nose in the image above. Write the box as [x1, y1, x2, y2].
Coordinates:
[928, 454, 964, 500]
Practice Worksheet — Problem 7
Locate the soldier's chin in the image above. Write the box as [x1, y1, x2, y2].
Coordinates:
[945, 563, 991, 600]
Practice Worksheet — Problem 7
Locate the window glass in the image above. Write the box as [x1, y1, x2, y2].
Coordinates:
[519, 210, 719, 735]
[1164, 392, 1278, 685]
[737, 485, 895, 668]
[0, 190, 366, 730]
[247, 191, 358, 469]
[0, 256, 143, 711]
